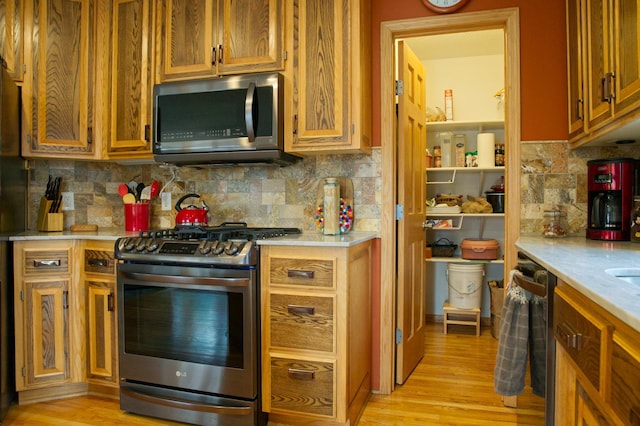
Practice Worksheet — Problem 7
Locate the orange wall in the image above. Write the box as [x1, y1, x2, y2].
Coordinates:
[369, 1, 568, 391]
[371, 0, 569, 146]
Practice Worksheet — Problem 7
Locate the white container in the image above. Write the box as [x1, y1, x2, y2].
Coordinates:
[446, 263, 485, 309]
[438, 132, 454, 167]
[477, 133, 495, 168]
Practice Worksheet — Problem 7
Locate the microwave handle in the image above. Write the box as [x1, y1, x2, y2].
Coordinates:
[244, 82, 257, 142]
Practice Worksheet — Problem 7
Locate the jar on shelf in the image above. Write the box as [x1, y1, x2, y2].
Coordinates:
[322, 178, 341, 235]
[631, 196, 640, 243]
[542, 209, 568, 238]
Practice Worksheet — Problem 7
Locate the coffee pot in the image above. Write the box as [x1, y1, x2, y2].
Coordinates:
[590, 192, 622, 229]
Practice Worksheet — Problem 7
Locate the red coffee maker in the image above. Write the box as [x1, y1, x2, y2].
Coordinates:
[587, 158, 636, 240]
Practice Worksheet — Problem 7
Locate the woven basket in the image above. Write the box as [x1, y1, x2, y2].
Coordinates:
[427, 238, 457, 257]
[435, 194, 462, 206]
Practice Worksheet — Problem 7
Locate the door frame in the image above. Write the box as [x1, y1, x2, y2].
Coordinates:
[379, 8, 521, 394]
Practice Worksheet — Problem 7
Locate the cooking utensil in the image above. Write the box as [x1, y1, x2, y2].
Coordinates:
[175, 193, 208, 225]
[149, 180, 159, 199]
[118, 183, 130, 196]
[123, 193, 136, 204]
[128, 180, 137, 194]
[136, 182, 145, 202]
[140, 186, 151, 201]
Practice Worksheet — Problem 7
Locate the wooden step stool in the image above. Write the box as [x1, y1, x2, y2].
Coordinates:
[443, 302, 481, 336]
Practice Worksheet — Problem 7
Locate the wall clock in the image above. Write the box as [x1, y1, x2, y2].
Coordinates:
[422, 0, 470, 14]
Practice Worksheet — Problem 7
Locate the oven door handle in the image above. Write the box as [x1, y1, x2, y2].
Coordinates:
[120, 387, 252, 416]
[119, 271, 249, 287]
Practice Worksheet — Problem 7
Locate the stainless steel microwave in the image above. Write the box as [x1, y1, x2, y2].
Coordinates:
[152, 72, 300, 166]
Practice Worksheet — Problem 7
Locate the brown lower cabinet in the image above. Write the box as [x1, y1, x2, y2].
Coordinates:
[13, 239, 118, 404]
[554, 279, 640, 425]
[260, 241, 372, 425]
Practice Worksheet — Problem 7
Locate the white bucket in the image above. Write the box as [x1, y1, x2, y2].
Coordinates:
[446, 263, 485, 309]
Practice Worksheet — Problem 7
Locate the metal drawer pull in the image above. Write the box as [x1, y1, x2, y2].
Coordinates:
[88, 259, 108, 267]
[287, 305, 315, 315]
[287, 269, 315, 279]
[556, 323, 583, 349]
[287, 368, 315, 380]
[33, 259, 61, 267]
[107, 293, 115, 312]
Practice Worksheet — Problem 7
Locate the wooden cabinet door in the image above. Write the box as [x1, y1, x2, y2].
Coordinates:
[584, 0, 614, 132]
[611, 0, 640, 116]
[103, 0, 153, 159]
[566, 0, 587, 139]
[86, 279, 116, 383]
[216, 0, 284, 75]
[22, 0, 97, 158]
[22, 279, 70, 389]
[287, 0, 370, 154]
[0, 0, 24, 80]
[156, 0, 216, 81]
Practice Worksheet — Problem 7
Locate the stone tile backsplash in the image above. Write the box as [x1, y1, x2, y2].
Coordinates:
[27, 149, 383, 233]
[520, 141, 639, 235]
[27, 142, 638, 236]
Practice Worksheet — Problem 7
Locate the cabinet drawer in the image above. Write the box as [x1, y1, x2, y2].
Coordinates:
[270, 357, 334, 417]
[24, 250, 70, 275]
[611, 337, 640, 426]
[84, 249, 115, 275]
[270, 293, 334, 352]
[554, 291, 606, 391]
[269, 258, 334, 288]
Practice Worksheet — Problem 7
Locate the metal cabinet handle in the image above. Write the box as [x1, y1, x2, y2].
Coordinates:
[210, 46, 216, 65]
[556, 323, 583, 349]
[218, 44, 223, 63]
[287, 269, 315, 279]
[88, 259, 108, 267]
[602, 72, 616, 102]
[33, 259, 61, 267]
[107, 293, 115, 312]
[287, 368, 315, 380]
[575, 98, 584, 121]
[63, 290, 69, 309]
[287, 304, 315, 315]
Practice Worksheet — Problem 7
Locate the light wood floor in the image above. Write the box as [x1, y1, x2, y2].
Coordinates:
[3, 322, 544, 425]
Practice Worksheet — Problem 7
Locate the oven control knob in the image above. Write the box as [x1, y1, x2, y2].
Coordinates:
[146, 239, 159, 252]
[136, 238, 148, 252]
[124, 238, 136, 251]
[225, 242, 242, 256]
[200, 241, 213, 255]
[213, 242, 226, 255]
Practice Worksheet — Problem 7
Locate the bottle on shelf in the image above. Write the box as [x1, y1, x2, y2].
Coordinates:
[454, 134, 466, 167]
[438, 132, 453, 167]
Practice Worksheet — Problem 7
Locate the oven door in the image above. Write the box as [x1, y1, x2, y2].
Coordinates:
[117, 262, 258, 399]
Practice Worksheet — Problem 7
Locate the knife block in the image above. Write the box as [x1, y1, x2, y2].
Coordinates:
[37, 196, 63, 231]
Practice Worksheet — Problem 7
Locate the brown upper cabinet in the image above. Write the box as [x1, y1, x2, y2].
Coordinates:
[0, 0, 24, 80]
[155, 0, 285, 82]
[22, 0, 153, 160]
[566, 0, 640, 147]
[285, 0, 371, 154]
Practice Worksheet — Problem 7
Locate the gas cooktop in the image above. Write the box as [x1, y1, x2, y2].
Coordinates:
[114, 223, 301, 266]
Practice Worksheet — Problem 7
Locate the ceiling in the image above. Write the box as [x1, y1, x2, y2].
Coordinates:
[403, 29, 504, 61]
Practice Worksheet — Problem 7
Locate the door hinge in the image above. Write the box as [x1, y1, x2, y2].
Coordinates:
[350, 123, 355, 135]
[395, 328, 403, 344]
[395, 204, 404, 220]
[22, 366, 26, 377]
[22, 64, 26, 74]
[283, 50, 288, 61]
[395, 80, 404, 96]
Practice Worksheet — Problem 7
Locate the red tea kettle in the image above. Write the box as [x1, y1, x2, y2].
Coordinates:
[175, 193, 209, 225]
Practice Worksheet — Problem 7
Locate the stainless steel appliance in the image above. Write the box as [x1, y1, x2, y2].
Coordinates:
[0, 58, 27, 422]
[114, 223, 300, 426]
[152, 72, 300, 166]
[516, 253, 557, 426]
[587, 158, 636, 240]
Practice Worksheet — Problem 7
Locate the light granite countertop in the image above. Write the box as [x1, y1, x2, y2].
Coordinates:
[9, 228, 136, 241]
[9, 229, 378, 248]
[256, 231, 377, 247]
[516, 235, 640, 333]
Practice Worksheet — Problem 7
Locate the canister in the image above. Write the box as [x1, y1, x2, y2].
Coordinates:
[323, 178, 340, 235]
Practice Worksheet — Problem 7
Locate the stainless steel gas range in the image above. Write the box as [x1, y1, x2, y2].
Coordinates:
[114, 223, 300, 426]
